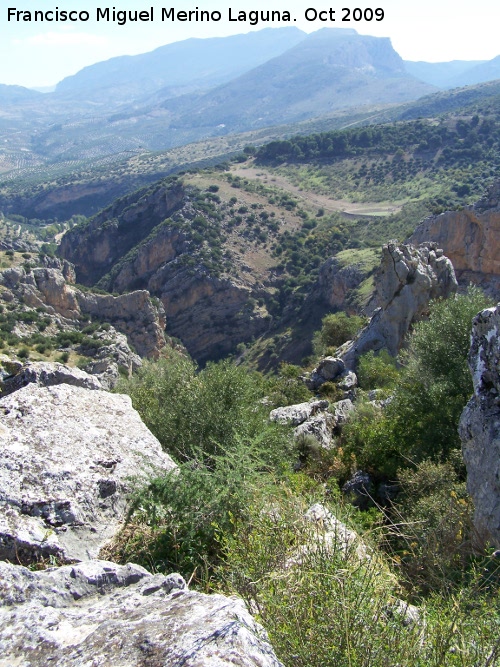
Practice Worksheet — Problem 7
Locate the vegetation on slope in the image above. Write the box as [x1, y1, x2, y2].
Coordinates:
[104, 287, 500, 667]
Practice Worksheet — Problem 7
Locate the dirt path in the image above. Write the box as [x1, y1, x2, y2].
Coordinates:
[232, 165, 402, 217]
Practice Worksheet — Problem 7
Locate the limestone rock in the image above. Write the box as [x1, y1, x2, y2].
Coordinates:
[410, 181, 500, 297]
[305, 356, 345, 390]
[342, 242, 457, 369]
[0, 559, 284, 667]
[330, 398, 355, 428]
[0, 383, 176, 564]
[289, 503, 368, 562]
[270, 399, 329, 426]
[0, 264, 167, 359]
[0, 361, 102, 397]
[318, 256, 368, 311]
[294, 412, 334, 449]
[459, 304, 500, 548]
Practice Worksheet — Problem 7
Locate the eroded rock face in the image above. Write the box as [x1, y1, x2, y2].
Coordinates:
[0, 560, 284, 667]
[0, 382, 176, 564]
[0, 264, 167, 359]
[342, 242, 457, 368]
[410, 181, 500, 297]
[459, 304, 500, 548]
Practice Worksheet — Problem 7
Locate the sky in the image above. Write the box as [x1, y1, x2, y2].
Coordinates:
[1, 0, 499, 88]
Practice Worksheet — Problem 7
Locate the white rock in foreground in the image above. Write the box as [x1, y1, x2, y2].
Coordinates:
[0, 559, 284, 667]
[0, 383, 176, 563]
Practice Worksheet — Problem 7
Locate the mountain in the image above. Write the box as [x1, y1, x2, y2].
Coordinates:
[450, 55, 500, 87]
[0, 84, 42, 104]
[160, 28, 436, 132]
[404, 60, 486, 88]
[55, 28, 307, 104]
[405, 56, 500, 89]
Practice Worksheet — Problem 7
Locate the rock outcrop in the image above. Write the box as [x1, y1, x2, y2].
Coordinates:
[342, 242, 457, 368]
[0, 559, 284, 667]
[410, 181, 500, 297]
[0, 380, 176, 564]
[0, 361, 102, 396]
[0, 263, 167, 359]
[459, 304, 500, 548]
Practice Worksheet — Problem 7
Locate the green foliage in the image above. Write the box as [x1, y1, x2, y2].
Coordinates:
[357, 349, 400, 390]
[112, 353, 295, 578]
[266, 362, 311, 408]
[313, 311, 365, 357]
[219, 493, 500, 667]
[342, 288, 492, 477]
[388, 457, 475, 596]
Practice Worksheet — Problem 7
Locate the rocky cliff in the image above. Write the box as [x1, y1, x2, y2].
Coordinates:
[410, 181, 500, 297]
[0, 261, 167, 359]
[59, 178, 186, 285]
[459, 304, 500, 548]
[341, 241, 457, 368]
[58, 178, 273, 363]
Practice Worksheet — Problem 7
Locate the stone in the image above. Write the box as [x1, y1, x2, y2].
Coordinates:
[330, 398, 355, 428]
[294, 412, 334, 449]
[0, 382, 176, 564]
[305, 356, 345, 390]
[0, 361, 102, 397]
[290, 503, 368, 562]
[342, 471, 373, 509]
[336, 369, 358, 391]
[0, 559, 284, 667]
[270, 399, 329, 426]
[459, 304, 500, 548]
[342, 242, 457, 369]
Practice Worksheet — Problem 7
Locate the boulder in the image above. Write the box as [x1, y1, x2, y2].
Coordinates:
[0, 559, 284, 667]
[0, 382, 176, 564]
[459, 304, 500, 548]
[305, 356, 345, 390]
[270, 399, 329, 426]
[330, 398, 355, 428]
[342, 242, 457, 369]
[294, 412, 334, 449]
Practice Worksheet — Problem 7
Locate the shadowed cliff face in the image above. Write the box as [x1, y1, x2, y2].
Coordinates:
[410, 181, 500, 297]
[59, 179, 186, 286]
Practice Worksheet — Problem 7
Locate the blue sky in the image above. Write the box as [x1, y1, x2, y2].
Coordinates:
[1, 0, 499, 87]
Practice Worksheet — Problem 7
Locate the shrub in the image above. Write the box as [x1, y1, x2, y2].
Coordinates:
[312, 312, 365, 357]
[357, 349, 400, 390]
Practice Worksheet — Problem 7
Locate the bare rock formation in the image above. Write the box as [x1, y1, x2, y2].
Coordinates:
[342, 242, 457, 368]
[410, 181, 500, 297]
[459, 304, 500, 548]
[0, 361, 102, 397]
[0, 264, 167, 359]
[318, 256, 368, 312]
[0, 380, 176, 564]
[0, 560, 284, 667]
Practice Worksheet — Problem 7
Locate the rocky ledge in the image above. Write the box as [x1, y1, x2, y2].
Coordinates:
[0, 560, 284, 667]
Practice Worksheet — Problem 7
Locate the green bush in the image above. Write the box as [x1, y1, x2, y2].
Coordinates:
[357, 349, 400, 390]
[312, 312, 365, 357]
[219, 493, 500, 667]
[342, 288, 492, 476]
